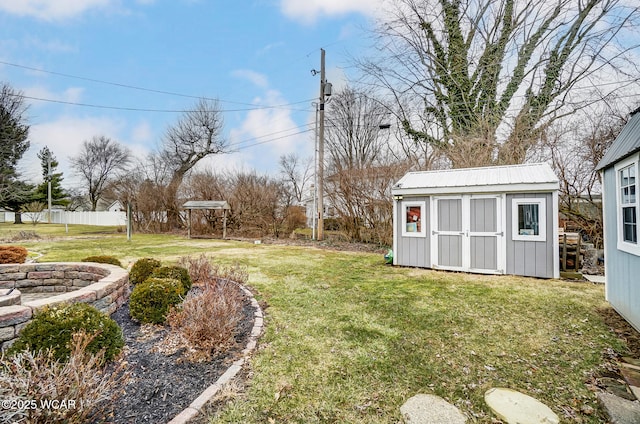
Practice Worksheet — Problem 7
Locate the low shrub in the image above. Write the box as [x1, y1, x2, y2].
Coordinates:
[129, 278, 183, 324]
[167, 279, 244, 360]
[0, 332, 128, 424]
[150, 265, 192, 294]
[0, 245, 28, 264]
[8, 303, 124, 363]
[81, 255, 123, 267]
[129, 257, 161, 285]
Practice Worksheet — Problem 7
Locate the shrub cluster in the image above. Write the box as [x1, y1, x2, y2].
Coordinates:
[0, 245, 28, 264]
[0, 332, 128, 424]
[81, 255, 122, 267]
[129, 278, 184, 324]
[150, 265, 192, 295]
[128, 257, 161, 285]
[8, 303, 124, 363]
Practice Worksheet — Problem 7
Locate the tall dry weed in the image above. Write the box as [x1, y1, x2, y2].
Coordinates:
[0, 332, 128, 424]
[170, 256, 248, 361]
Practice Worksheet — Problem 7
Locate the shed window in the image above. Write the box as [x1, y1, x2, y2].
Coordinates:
[620, 164, 637, 244]
[616, 159, 639, 251]
[512, 198, 546, 242]
[402, 201, 426, 237]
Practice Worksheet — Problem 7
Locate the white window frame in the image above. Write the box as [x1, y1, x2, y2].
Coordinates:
[401, 201, 426, 237]
[615, 154, 640, 256]
[512, 198, 546, 242]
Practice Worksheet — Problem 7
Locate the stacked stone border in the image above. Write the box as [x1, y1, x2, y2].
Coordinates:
[168, 283, 264, 424]
[0, 262, 129, 350]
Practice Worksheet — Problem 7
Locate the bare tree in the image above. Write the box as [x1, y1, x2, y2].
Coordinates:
[158, 98, 226, 228]
[325, 87, 390, 171]
[362, 0, 640, 167]
[279, 153, 313, 205]
[544, 105, 628, 248]
[70, 136, 131, 211]
[324, 87, 410, 243]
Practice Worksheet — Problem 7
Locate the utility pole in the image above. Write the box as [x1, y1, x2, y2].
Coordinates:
[47, 154, 52, 224]
[312, 102, 318, 240]
[317, 48, 329, 241]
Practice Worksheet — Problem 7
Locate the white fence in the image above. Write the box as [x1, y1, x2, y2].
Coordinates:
[2, 210, 127, 227]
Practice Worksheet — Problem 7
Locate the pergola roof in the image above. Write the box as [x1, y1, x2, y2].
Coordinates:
[182, 200, 230, 210]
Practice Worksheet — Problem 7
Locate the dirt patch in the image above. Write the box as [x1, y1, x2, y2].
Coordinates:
[104, 292, 255, 423]
[598, 307, 640, 357]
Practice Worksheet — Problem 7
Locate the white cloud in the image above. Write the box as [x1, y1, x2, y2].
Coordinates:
[22, 85, 85, 108]
[231, 70, 269, 89]
[279, 0, 385, 23]
[19, 115, 127, 187]
[0, 0, 113, 21]
[223, 90, 314, 173]
[130, 121, 153, 144]
[23, 37, 76, 53]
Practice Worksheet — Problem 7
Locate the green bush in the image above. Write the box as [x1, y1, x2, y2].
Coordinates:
[8, 303, 124, 363]
[150, 265, 192, 294]
[129, 278, 184, 324]
[81, 255, 122, 267]
[0, 245, 28, 264]
[129, 257, 161, 285]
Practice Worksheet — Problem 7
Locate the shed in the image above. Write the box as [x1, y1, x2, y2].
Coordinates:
[595, 107, 640, 332]
[392, 163, 559, 278]
[182, 200, 230, 239]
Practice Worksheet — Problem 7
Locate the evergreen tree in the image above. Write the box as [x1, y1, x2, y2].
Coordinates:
[33, 146, 68, 207]
[0, 83, 31, 223]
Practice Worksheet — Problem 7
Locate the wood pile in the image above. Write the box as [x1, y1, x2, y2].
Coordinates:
[559, 231, 582, 271]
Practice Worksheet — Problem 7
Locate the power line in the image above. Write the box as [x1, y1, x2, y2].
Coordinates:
[231, 128, 314, 151]
[9, 93, 314, 113]
[0, 59, 316, 111]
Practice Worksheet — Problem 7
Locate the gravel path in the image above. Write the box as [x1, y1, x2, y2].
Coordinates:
[103, 293, 255, 424]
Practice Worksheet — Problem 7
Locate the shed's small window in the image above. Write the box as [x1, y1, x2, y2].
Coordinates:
[401, 201, 426, 237]
[619, 164, 637, 244]
[518, 204, 539, 236]
[512, 198, 546, 241]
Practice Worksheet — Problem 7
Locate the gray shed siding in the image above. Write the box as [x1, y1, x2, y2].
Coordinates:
[602, 166, 640, 331]
[395, 196, 430, 267]
[505, 193, 555, 278]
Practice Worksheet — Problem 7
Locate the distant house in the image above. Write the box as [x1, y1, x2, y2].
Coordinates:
[106, 200, 124, 212]
[392, 163, 560, 278]
[596, 107, 640, 331]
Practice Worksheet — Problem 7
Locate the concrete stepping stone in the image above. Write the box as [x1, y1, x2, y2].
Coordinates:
[400, 394, 466, 424]
[484, 388, 559, 424]
[597, 392, 640, 424]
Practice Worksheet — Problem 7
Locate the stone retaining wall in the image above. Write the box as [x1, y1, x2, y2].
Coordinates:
[0, 263, 129, 350]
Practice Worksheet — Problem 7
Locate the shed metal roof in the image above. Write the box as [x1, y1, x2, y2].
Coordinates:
[596, 109, 640, 171]
[182, 200, 230, 210]
[392, 162, 559, 196]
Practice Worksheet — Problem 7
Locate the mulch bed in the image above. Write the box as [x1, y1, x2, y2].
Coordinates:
[102, 291, 255, 424]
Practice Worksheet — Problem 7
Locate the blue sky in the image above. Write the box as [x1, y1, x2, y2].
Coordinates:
[0, 0, 385, 187]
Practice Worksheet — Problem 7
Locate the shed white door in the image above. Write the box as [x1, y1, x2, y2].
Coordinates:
[432, 195, 503, 274]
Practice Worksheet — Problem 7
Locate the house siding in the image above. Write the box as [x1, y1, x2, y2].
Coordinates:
[602, 166, 640, 332]
[505, 193, 555, 278]
[395, 196, 430, 268]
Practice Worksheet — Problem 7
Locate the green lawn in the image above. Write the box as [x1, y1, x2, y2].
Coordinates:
[3, 224, 626, 422]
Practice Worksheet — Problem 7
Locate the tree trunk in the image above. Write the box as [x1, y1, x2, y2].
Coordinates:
[13, 211, 22, 224]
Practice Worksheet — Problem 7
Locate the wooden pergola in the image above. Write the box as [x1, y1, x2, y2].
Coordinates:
[182, 200, 230, 239]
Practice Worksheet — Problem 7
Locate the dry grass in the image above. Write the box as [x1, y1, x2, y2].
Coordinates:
[0, 332, 128, 424]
